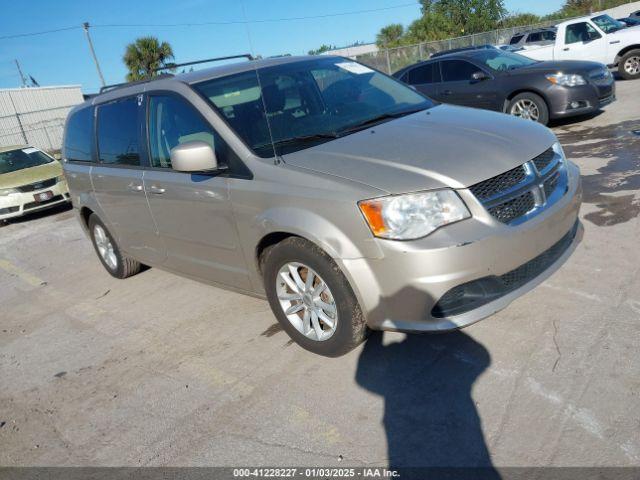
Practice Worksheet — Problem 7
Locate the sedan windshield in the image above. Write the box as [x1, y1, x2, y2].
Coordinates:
[194, 57, 433, 156]
[473, 50, 538, 71]
[591, 15, 625, 33]
[0, 148, 54, 174]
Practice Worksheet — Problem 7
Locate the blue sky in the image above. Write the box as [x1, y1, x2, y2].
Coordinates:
[0, 0, 563, 93]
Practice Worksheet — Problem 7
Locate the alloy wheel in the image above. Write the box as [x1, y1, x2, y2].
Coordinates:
[511, 99, 540, 121]
[276, 262, 338, 341]
[93, 225, 118, 270]
[624, 56, 640, 76]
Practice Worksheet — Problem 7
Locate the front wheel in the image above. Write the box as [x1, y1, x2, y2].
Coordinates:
[619, 50, 640, 80]
[261, 237, 369, 357]
[507, 92, 549, 125]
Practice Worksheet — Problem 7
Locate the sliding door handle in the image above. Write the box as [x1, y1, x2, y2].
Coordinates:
[149, 185, 166, 195]
[127, 182, 143, 192]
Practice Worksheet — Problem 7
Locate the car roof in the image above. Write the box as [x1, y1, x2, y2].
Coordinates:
[79, 55, 333, 108]
[0, 145, 28, 154]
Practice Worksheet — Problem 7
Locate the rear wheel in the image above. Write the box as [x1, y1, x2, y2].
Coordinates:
[262, 237, 368, 357]
[507, 92, 549, 125]
[88, 214, 142, 279]
[619, 50, 640, 80]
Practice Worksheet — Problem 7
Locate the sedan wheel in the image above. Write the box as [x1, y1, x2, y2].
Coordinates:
[276, 262, 338, 341]
[510, 99, 540, 122]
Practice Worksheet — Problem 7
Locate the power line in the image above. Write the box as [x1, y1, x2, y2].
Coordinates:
[0, 25, 78, 40]
[93, 2, 417, 27]
[0, 2, 417, 40]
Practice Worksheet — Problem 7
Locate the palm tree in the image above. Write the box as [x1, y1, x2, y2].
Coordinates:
[123, 37, 174, 82]
[376, 24, 405, 49]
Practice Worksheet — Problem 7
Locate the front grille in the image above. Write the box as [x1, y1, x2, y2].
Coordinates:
[469, 147, 566, 225]
[23, 194, 64, 210]
[532, 147, 555, 173]
[469, 165, 526, 200]
[488, 191, 535, 223]
[432, 221, 579, 318]
[17, 177, 57, 193]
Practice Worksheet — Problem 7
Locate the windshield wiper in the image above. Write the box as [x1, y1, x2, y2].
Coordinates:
[253, 132, 339, 152]
[338, 107, 427, 135]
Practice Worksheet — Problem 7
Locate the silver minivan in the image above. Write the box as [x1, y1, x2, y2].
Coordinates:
[63, 56, 582, 356]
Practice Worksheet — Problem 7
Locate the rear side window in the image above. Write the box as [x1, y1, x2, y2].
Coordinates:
[527, 32, 542, 42]
[64, 107, 94, 162]
[441, 60, 478, 82]
[408, 63, 440, 84]
[510, 34, 524, 45]
[96, 97, 140, 166]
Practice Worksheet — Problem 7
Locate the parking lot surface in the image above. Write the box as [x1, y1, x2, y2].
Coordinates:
[1, 80, 639, 469]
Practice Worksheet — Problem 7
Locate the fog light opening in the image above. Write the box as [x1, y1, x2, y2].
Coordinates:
[568, 100, 588, 110]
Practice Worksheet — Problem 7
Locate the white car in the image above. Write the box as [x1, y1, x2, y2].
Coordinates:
[518, 14, 640, 80]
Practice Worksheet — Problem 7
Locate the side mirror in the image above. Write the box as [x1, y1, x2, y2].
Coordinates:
[170, 141, 218, 172]
[471, 71, 490, 82]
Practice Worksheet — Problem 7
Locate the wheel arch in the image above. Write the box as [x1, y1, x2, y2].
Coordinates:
[616, 45, 640, 64]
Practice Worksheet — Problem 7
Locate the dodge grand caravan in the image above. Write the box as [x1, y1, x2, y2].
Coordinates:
[62, 56, 582, 356]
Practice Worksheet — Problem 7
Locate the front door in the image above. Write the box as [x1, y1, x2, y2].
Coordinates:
[437, 60, 499, 111]
[92, 96, 165, 265]
[558, 22, 608, 64]
[406, 62, 441, 99]
[142, 92, 251, 290]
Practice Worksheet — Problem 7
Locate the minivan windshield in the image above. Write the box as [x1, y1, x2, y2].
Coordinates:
[194, 57, 433, 157]
[591, 14, 625, 33]
[473, 50, 538, 71]
[0, 148, 54, 174]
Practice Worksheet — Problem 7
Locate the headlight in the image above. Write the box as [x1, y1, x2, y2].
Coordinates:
[358, 190, 470, 240]
[552, 141, 568, 166]
[546, 73, 587, 87]
[0, 188, 18, 196]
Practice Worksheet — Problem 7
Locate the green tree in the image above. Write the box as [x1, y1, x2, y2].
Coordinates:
[499, 12, 542, 28]
[308, 44, 336, 55]
[376, 23, 405, 48]
[123, 36, 174, 82]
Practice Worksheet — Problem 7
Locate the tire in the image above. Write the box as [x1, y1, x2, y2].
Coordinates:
[619, 50, 640, 80]
[261, 237, 369, 357]
[88, 214, 142, 279]
[507, 92, 549, 125]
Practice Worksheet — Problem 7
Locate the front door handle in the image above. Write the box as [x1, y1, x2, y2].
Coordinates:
[442, 90, 453, 95]
[149, 185, 166, 195]
[127, 182, 143, 192]
[562, 47, 570, 51]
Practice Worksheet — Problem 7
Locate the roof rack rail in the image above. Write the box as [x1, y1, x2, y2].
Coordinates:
[153, 53, 255, 73]
[99, 73, 174, 94]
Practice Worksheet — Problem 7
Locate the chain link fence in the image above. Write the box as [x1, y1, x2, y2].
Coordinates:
[0, 115, 67, 156]
[355, 19, 561, 75]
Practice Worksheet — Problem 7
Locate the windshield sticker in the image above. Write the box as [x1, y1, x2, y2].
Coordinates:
[22, 147, 38, 154]
[336, 62, 374, 75]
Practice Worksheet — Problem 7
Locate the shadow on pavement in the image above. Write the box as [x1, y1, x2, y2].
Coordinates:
[355, 288, 500, 478]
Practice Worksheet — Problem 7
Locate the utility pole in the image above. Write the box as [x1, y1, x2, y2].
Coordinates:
[82, 22, 106, 87]
[14, 60, 27, 88]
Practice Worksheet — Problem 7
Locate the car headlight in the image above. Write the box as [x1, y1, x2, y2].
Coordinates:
[552, 141, 568, 166]
[546, 73, 587, 87]
[0, 188, 18, 196]
[358, 190, 470, 240]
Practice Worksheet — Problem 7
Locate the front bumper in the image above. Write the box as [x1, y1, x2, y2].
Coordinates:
[343, 161, 582, 332]
[0, 180, 70, 220]
[549, 80, 616, 119]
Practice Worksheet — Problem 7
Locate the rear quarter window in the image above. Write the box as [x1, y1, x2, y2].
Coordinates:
[64, 107, 94, 162]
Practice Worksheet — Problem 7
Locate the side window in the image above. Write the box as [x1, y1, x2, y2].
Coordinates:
[148, 95, 215, 169]
[408, 63, 439, 85]
[441, 60, 478, 82]
[64, 107, 94, 162]
[542, 30, 556, 41]
[510, 34, 524, 45]
[96, 98, 140, 166]
[527, 32, 542, 43]
[565, 22, 601, 44]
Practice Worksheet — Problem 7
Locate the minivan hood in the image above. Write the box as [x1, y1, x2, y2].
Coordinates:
[281, 104, 556, 194]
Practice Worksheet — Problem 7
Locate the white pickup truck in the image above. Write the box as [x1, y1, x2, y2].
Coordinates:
[518, 14, 640, 79]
